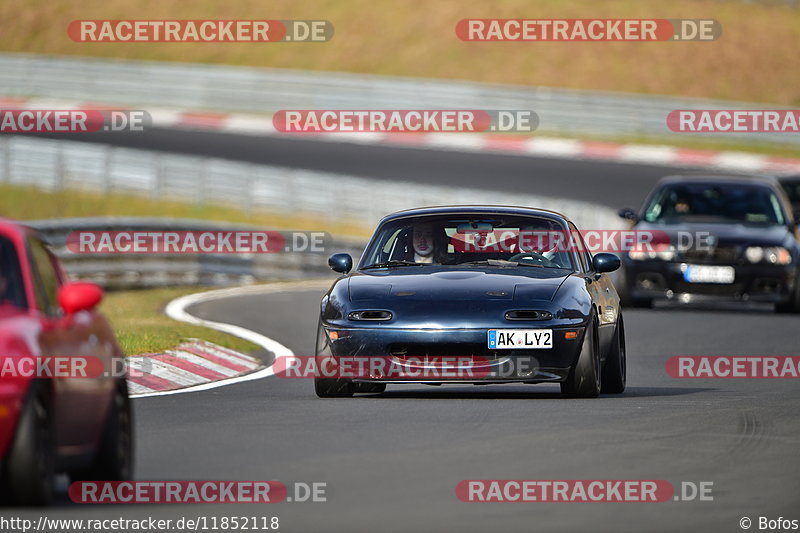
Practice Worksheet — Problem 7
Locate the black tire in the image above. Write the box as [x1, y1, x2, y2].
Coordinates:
[74, 380, 134, 481]
[776, 276, 800, 314]
[561, 314, 601, 398]
[3, 381, 55, 506]
[313, 353, 355, 398]
[314, 377, 355, 397]
[354, 382, 387, 393]
[601, 314, 627, 394]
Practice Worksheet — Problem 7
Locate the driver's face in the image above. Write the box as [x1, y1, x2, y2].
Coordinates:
[413, 225, 434, 257]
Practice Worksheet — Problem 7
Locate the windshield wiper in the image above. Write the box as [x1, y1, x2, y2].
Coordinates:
[361, 260, 424, 270]
[458, 259, 544, 268]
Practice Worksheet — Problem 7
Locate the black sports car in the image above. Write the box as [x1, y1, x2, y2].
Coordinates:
[315, 206, 625, 399]
[617, 175, 800, 312]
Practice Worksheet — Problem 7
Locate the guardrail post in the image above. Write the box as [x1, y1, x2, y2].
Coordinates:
[1, 137, 9, 183]
[153, 154, 163, 200]
[103, 145, 112, 195]
[54, 143, 65, 191]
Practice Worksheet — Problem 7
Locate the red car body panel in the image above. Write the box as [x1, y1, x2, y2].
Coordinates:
[0, 218, 124, 469]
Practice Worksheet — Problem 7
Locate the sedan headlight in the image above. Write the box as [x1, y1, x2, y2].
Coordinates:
[745, 246, 792, 265]
[629, 245, 677, 261]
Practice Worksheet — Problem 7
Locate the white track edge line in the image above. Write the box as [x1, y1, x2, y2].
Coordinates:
[130, 281, 330, 398]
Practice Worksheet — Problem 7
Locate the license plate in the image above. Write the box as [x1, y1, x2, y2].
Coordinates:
[488, 329, 552, 349]
[682, 265, 735, 284]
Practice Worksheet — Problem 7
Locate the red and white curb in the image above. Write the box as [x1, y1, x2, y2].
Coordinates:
[128, 280, 330, 399]
[126, 340, 262, 397]
[4, 95, 800, 174]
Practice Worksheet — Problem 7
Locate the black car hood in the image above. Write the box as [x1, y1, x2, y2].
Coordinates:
[348, 268, 569, 302]
[635, 221, 792, 247]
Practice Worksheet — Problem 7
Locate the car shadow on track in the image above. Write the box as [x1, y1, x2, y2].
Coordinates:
[356, 385, 712, 400]
[648, 301, 776, 314]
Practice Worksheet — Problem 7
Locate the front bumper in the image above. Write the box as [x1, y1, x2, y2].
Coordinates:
[624, 260, 797, 303]
[319, 326, 585, 384]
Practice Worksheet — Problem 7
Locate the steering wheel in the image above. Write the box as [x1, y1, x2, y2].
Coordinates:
[509, 252, 559, 268]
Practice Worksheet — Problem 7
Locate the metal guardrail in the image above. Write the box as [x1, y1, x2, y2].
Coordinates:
[0, 135, 619, 232]
[2, 134, 620, 288]
[0, 53, 793, 144]
[28, 217, 362, 289]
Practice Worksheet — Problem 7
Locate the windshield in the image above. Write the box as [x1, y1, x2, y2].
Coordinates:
[643, 183, 786, 225]
[359, 214, 576, 271]
[0, 236, 27, 309]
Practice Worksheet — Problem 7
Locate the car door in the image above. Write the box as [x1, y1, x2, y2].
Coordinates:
[26, 236, 111, 455]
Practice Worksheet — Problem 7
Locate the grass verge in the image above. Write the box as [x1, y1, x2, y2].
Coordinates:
[101, 286, 262, 355]
[0, 183, 372, 238]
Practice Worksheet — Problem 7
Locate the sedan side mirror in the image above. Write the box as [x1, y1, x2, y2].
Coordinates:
[618, 208, 638, 222]
[328, 253, 353, 274]
[592, 253, 621, 274]
[58, 282, 103, 314]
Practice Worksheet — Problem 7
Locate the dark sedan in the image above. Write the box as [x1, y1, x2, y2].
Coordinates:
[315, 206, 626, 399]
[617, 175, 800, 312]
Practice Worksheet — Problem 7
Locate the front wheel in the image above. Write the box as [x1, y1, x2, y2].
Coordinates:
[601, 314, 626, 394]
[561, 315, 601, 398]
[776, 276, 800, 314]
[74, 379, 134, 481]
[314, 376, 355, 397]
[2, 381, 55, 506]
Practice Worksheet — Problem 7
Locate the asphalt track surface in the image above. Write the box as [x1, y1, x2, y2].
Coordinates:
[12, 132, 800, 532]
[24, 128, 678, 209]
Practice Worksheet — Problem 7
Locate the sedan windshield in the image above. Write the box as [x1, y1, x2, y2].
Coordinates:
[359, 214, 576, 270]
[643, 183, 786, 225]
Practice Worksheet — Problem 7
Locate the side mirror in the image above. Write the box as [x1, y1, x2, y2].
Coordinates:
[592, 253, 621, 274]
[58, 282, 103, 314]
[618, 208, 638, 222]
[328, 253, 353, 274]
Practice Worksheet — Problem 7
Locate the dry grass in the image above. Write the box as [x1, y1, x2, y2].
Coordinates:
[0, 0, 798, 104]
[0, 183, 371, 238]
[101, 286, 262, 355]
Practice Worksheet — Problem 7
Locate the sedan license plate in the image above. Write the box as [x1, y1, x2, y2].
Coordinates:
[488, 329, 552, 349]
[682, 265, 735, 284]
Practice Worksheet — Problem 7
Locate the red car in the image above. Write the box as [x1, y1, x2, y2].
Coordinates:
[0, 218, 133, 506]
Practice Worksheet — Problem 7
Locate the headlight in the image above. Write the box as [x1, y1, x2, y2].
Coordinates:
[745, 246, 764, 263]
[656, 245, 677, 261]
[765, 247, 792, 265]
[629, 246, 676, 261]
[745, 246, 792, 265]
